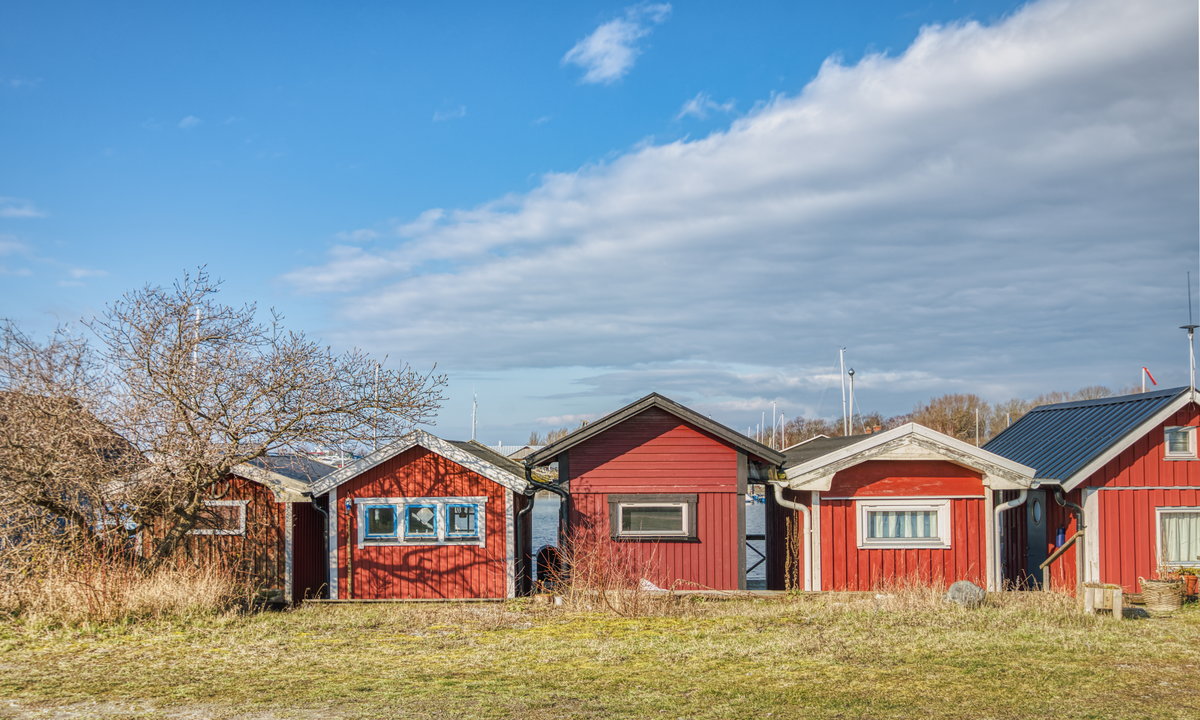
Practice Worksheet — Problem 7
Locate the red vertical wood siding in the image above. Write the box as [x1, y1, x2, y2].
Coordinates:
[770, 460, 988, 590]
[1071, 404, 1200, 592]
[335, 447, 513, 599]
[291, 502, 326, 602]
[997, 489, 1031, 587]
[568, 492, 742, 590]
[566, 407, 744, 591]
[167, 475, 289, 598]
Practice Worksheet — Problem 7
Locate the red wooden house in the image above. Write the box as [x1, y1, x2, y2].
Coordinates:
[768, 424, 1035, 592]
[984, 387, 1200, 593]
[526, 393, 784, 591]
[181, 455, 333, 604]
[306, 430, 534, 599]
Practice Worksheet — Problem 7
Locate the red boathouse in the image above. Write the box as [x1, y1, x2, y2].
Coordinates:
[768, 424, 1035, 592]
[177, 455, 333, 604]
[526, 393, 784, 591]
[307, 430, 534, 599]
[985, 387, 1200, 593]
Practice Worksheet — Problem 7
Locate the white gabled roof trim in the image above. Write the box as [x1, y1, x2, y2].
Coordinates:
[306, 429, 531, 497]
[781, 423, 1035, 491]
[1060, 390, 1198, 492]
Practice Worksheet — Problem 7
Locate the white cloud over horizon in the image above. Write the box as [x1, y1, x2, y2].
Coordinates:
[284, 0, 1199, 425]
[0, 197, 46, 219]
[563, 3, 672, 85]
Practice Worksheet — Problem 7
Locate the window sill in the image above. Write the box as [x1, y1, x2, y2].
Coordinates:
[857, 542, 951, 550]
[610, 535, 700, 543]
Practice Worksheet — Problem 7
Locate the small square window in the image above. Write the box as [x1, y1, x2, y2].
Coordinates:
[364, 505, 398, 539]
[1165, 427, 1196, 458]
[404, 504, 438, 539]
[446, 504, 479, 538]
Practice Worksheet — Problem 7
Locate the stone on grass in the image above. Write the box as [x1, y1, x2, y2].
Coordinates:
[944, 580, 986, 608]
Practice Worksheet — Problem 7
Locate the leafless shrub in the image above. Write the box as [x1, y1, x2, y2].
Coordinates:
[544, 525, 687, 617]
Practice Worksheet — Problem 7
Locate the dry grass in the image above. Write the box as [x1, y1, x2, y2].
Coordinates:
[0, 547, 246, 627]
[0, 589, 1196, 719]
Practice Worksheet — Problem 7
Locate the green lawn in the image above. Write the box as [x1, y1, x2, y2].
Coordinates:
[0, 593, 1197, 719]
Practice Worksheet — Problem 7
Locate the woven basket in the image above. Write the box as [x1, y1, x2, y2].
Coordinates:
[1140, 577, 1184, 614]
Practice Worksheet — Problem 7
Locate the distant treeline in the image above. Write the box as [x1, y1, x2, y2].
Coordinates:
[526, 385, 1135, 450]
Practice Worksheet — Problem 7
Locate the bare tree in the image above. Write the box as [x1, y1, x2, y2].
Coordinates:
[0, 322, 137, 550]
[1, 270, 446, 564]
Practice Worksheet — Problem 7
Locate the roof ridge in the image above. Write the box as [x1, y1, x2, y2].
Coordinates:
[1028, 386, 1187, 412]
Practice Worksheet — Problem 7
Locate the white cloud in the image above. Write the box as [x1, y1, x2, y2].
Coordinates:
[534, 413, 598, 426]
[0, 236, 28, 255]
[334, 228, 381, 243]
[67, 267, 107, 280]
[563, 3, 672, 84]
[432, 105, 467, 122]
[675, 92, 735, 120]
[286, 0, 1199, 419]
[177, 115, 202, 130]
[0, 197, 46, 218]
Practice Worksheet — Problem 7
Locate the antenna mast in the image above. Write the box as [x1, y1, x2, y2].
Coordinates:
[471, 391, 478, 442]
[1183, 272, 1198, 390]
[839, 348, 848, 435]
[848, 368, 856, 435]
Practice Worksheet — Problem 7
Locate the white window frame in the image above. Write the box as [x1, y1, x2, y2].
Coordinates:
[1156, 506, 1200, 567]
[1164, 426, 1197, 459]
[188, 499, 248, 536]
[607, 494, 699, 540]
[856, 498, 951, 549]
[353, 497, 487, 548]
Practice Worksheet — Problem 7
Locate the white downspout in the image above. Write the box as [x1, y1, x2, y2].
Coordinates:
[772, 482, 813, 592]
[991, 490, 1028, 592]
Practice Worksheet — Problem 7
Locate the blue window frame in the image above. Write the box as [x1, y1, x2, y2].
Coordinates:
[404, 503, 438, 539]
[363, 505, 398, 539]
[445, 503, 480, 538]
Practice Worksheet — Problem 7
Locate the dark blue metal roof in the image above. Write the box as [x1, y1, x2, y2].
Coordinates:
[982, 387, 1188, 482]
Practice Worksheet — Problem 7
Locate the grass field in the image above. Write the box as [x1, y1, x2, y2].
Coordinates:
[0, 591, 1197, 719]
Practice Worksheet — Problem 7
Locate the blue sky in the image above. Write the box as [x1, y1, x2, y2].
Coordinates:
[2, 0, 1197, 443]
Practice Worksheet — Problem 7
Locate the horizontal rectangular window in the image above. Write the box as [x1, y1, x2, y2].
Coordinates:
[608, 494, 698, 540]
[1165, 427, 1196, 458]
[1158, 507, 1200, 566]
[857, 500, 950, 549]
[189, 500, 247, 536]
[354, 497, 487, 547]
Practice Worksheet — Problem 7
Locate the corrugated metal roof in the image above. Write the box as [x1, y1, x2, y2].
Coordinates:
[982, 386, 1188, 481]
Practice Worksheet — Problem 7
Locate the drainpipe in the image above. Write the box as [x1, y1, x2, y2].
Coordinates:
[771, 482, 813, 592]
[1053, 487, 1085, 588]
[521, 466, 570, 589]
[992, 489, 1028, 592]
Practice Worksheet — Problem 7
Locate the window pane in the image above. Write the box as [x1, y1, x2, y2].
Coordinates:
[1161, 511, 1200, 564]
[365, 506, 396, 537]
[1167, 429, 1192, 454]
[447, 505, 478, 536]
[196, 504, 241, 532]
[621, 505, 684, 533]
[867, 510, 937, 539]
[405, 505, 437, 537]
